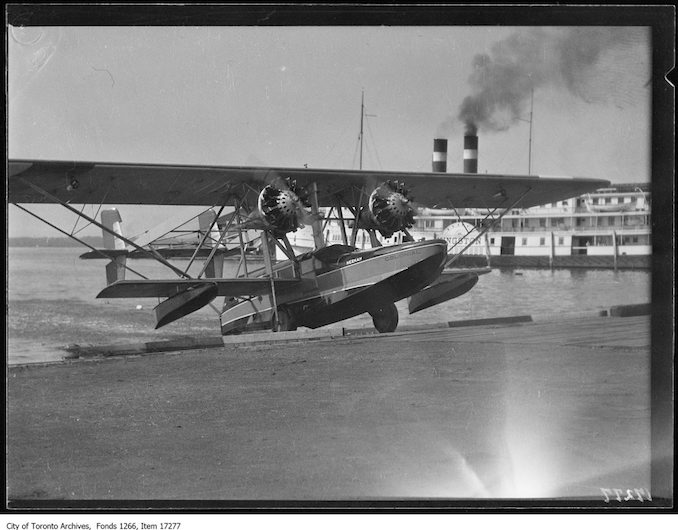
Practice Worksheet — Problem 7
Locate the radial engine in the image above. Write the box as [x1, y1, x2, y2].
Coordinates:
[360, 180, 415, 237]
[257, 178, 312, 237]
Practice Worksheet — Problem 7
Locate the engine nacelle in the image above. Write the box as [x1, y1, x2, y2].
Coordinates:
[257, 178, 312, 237]
[361, 180, 415, 237]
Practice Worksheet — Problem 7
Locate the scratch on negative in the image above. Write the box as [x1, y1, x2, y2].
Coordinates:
[166, 175, 181, 199]
[91, 66, 115, 87]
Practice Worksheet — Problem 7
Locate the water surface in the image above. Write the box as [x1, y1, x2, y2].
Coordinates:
[7, 247, 650, 364]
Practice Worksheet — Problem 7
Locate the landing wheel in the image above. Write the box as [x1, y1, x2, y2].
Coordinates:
[370, 303, 399, 333]
[273, 306, 297, 332]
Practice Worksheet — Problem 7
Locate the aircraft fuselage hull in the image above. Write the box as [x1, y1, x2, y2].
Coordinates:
[220, 239, 447, 334]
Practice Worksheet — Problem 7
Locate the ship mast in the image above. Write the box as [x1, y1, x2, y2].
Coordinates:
[528, 86, 534, 175]
[359, 90, 365, 170]
[357, 90, 377, 170]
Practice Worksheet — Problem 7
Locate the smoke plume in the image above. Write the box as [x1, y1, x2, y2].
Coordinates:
[446, 27, 648, 135]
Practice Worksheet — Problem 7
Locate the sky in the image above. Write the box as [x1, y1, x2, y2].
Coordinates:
[8, 25, 652, 238]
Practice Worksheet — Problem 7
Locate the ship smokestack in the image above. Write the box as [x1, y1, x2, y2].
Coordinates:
[432, 138, 447, 173]
[463, 134, 478, 173]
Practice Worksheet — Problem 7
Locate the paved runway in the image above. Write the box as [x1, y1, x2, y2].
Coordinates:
[7, 315, 651, 504]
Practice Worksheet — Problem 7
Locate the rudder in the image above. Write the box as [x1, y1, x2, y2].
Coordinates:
[101, 208, 127, 285]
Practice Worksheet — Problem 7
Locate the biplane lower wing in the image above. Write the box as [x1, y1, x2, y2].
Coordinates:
[97, 278, 312, 299]
[8, 160, 609, 210]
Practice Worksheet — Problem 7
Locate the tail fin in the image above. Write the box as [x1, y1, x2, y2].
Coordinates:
[101, 208, 127, 285]
[198, 209, 224, 278]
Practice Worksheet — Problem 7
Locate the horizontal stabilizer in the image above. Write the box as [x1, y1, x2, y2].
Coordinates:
[97, 278, 311, 299]
[80, 247, 239, 260]
[81, 249, 129, 260]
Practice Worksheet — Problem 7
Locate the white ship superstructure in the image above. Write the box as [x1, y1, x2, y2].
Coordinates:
[407, 183, 651, 260]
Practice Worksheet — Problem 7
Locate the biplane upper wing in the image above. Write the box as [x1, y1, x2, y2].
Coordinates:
[97, 278, 313, 299]
[8, 160, 609, 209]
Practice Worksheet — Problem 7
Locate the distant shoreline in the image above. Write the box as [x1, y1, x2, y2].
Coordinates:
[8, 237, 103, 248]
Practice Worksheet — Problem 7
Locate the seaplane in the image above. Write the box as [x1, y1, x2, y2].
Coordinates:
[8, 159, 608, 334]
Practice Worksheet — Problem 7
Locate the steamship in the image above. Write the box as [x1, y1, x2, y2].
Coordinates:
[415, 136, 651, 269]
[404, 182, 651, 270]
[297, 135, 651, 270]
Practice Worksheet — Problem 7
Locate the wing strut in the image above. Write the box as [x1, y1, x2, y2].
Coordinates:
[16, 176, 192, 279]
[334, 199, 349, 246]
[234, 200, 250, 278]
[183, 205, 226, 276]
[309, 181, 325, 249]
[445, 188, 531, 267]
[335, 188, 367, 247]
[195, 204, 235, 279]
[260, 231, 279, 330]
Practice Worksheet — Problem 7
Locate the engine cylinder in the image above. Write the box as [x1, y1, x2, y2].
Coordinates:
[367, 180, 415, 237]
[257, 179, 311, 236]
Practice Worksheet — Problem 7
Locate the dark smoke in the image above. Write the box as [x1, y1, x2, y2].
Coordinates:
[447, 27, 648, 135]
